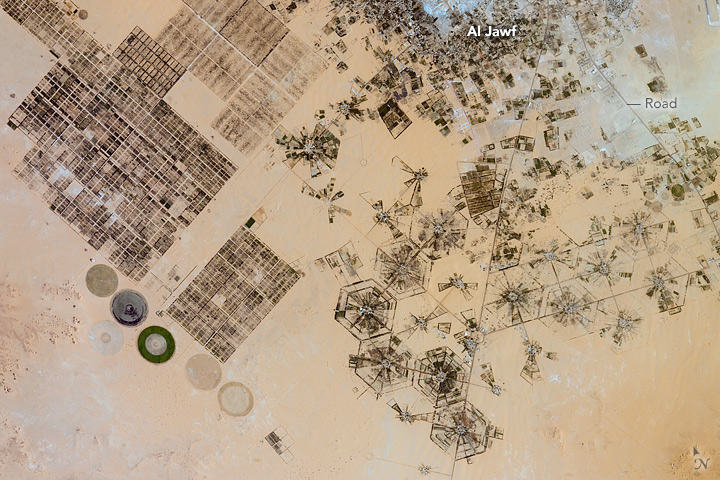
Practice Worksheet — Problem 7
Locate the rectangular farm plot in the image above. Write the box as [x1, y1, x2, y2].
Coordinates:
[185, 0, 241, 30]
[220, 0, 288, 65]
[2, 0, 68, 51]
[212, 72, 295, 154]
[459, 163, 502, 223]
[226, 73, 276, 120]
[114, 27, 186, 98]
[156, 6, 216, 68]
[182, 0, 216, 15]
[189, 54, 240, 101]
[211, 108, 265, 156]
[8, 25, 236, 283]
[167, 226, 300, 362]
[189, 36, 254, 100]
[2, 0, 156, 114]
[205, 36, 254, 81]
[259, 33, 327, 99]
[154, 1, 324, 157]
[378, 99, 413, 139]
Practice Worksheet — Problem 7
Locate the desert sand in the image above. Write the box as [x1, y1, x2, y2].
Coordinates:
[1, 0, 719, 479]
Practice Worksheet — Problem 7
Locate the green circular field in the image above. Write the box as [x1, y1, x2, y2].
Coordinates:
[137, 326, 175, 364]
[671, 184, 685, 198]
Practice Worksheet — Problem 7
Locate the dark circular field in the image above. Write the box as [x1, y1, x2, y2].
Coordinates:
[111, 289, 148, 327]
[671, 184, 685, 198]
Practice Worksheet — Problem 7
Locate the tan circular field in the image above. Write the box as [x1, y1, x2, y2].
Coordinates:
[186, 354, 222, 390]
[85, 264, 118, 298]
[218, 382, 254, 416]
[145, 333, 167, 356]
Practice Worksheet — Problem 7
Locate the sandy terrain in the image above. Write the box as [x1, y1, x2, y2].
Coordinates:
[1, 0, 719, 479]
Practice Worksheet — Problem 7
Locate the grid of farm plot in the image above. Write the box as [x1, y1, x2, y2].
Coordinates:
[114, 26, 186, 98]
[3, 0, 237, 281]
[155, 1, 326, 155]
[167, 226, 301, 362]
[2, 0, 163, 111]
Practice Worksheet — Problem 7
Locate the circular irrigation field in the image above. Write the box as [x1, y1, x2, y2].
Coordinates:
[218, 382, 254, 416]
[111, 289, 148, 327]
[86, 264, 118, 297]
[137, 326, 175, 363]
